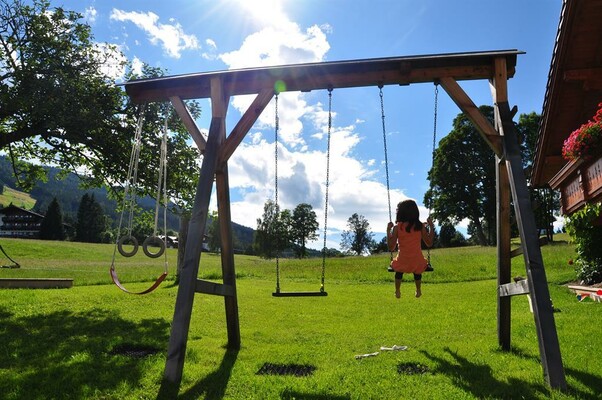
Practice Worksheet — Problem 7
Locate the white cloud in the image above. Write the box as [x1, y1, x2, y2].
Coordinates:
[110, 9, 199, 59]
[212, 8, 410, 249]
[202, 38, 218, 60]
[130, 56, 144, 76]
[84, 7, 97, 24]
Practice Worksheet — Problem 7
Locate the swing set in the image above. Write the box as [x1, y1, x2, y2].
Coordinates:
[123, 50, 566, 390]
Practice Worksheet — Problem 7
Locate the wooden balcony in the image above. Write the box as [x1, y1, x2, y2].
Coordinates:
[549, 155, 602, 215]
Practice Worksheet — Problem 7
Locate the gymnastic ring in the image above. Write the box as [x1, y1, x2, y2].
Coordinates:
[142, 236, 165, 258]
[117, 235, 139, 257]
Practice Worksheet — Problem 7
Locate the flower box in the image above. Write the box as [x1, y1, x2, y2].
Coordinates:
[552, 102, 602, 215]
[550, 155, 602, 215]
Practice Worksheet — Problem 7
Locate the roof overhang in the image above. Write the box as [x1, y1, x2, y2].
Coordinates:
[532, 0, 602, 187]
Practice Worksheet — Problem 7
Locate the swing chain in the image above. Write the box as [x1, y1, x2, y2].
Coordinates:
[379, 85, 392, 224]
[274, 93, 281, 293]
[427, 82, 439, 265]
[321, 87, 333, 292]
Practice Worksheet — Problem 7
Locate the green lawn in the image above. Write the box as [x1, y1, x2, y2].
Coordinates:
[0, 236, 600, 399]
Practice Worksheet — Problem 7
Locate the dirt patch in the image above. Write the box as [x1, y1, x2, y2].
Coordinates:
[397, 362, 430, 375]
[256, 363, 316, 377]
[108, 344, 161, 358]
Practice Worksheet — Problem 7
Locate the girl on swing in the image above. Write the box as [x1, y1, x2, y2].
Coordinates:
[386, 199, 435, 299]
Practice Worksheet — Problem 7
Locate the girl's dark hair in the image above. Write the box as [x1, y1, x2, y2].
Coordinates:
[395, 200, 423, 232]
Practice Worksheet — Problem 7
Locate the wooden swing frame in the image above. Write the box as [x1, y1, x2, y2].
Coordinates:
[123, 50, 566, 391]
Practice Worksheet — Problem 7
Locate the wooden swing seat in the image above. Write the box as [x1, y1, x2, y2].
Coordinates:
[272, 290, 328, 297]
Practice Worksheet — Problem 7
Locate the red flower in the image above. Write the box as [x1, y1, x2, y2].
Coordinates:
[562, 103, 602, 161]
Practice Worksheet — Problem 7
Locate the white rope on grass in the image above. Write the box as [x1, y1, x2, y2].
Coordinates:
[354, 345, 408, 359]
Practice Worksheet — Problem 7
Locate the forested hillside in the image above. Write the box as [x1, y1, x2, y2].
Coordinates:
[0, 156, 255, 248]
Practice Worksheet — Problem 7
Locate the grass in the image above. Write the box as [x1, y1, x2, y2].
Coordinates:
[0, 235, 600, 399]
[0, 186, 36, 209]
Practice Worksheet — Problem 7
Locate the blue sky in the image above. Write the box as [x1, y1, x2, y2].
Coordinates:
[57, 0, 562, 249]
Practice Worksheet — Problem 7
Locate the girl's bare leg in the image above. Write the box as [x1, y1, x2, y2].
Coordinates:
[395, 278, 401, 299]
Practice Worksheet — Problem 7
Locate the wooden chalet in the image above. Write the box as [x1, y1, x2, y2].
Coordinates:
[532, 0, 602, 215]
[0, 204, 44, 238]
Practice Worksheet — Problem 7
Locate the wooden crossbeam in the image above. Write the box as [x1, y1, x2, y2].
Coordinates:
[124, 50, 522, 103]
[499, 279, 530, 297]
[220, 89, 274, 163]
[195, 279, 235, 296]
[439, 77, 502, 156]
[169, 96, 207, 152]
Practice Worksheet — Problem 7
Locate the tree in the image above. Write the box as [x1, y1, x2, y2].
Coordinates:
[0, 0, 128, 190]
[40, 197, 65, 240]
[0, 1, 203, 280]
[371, 236, 389, 254]
[425, 106, 497, 246]
[254, 200, 280, 259]
[438, 221, 467, 248]
[75, 193, 106, 243]
[517, 112, 560, 241]
[207, 210, 221, 253]
[291, 203, 319, 258]
[340, 213, 374, 256]
[254, 200, 294, 258]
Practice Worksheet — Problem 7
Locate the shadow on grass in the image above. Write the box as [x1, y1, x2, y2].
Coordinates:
[496, 346, 602, 399]
[0, 306, 169, 400]
[420, 347, 549, 399]
[563, 366, 602, 400]
[156, 348, 239, 400]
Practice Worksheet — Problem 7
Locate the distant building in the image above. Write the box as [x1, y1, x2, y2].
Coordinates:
[0, 204, 44, 238]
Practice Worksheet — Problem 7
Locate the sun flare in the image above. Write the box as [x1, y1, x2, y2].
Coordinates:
[234, 0, 288, 27]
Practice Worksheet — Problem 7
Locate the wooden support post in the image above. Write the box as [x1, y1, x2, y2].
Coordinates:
[216, 162, 241, 348]
[163, 77, 228, 385]
[497, 102, 567, 390]
[496, 155, 512, 350]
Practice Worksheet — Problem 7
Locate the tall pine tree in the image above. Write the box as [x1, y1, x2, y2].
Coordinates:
[40, 197, 65, 240]
[76, 193, 106, 243]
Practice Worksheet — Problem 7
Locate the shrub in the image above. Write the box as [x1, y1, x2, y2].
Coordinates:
[565, 204, 602, 284]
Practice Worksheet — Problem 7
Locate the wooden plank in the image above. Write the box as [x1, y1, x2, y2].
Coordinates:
[499, 279, 530, 297]
[0, 278, 73, 289]
[169, 96, 207, 152]
[496, 155, 512, 350]
[568, 285, 602, 294]
[220, 89, 274, 163]
[498, 101, 567, 390]
[195, 279, 235, 296]
[439, 77, 502, 156]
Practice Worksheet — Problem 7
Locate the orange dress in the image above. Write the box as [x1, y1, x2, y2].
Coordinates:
[390, 222, 428, 274]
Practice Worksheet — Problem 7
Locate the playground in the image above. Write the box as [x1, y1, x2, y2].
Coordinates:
[0, 237, 600, 399]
